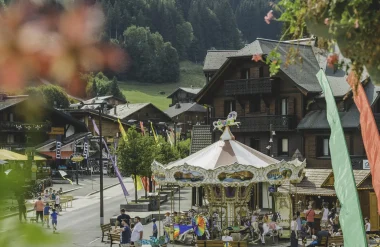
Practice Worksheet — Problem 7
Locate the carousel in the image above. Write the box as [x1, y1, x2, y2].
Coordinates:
[151, 112, 306, 244]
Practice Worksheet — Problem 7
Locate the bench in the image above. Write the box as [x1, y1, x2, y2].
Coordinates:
[101, 223, 112, 242]
[317, 236, 328, 247]
[328, 236, 343, 247]
[109, 233, 121, 247]
[196, 240, 248, 247]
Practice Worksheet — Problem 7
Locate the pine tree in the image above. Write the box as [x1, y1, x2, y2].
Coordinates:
[92, 79, 98, 97]
[109, 76, 125, 100]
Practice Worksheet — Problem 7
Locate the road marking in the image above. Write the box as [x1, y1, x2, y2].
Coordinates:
[88, 238, 100, 245]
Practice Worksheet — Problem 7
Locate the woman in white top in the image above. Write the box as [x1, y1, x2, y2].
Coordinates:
[321, 206, 329, 228]
[290, 215, 298, 247]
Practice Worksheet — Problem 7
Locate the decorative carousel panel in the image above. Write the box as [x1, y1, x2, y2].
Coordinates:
[267, 167, 292, 181]
[217, 170, 254, 183]
[153, 171, 166, 182]
[174, 170, 205, 183]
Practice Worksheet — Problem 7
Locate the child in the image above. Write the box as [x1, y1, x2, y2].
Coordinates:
[43, 203, 50, 228]
[152, 218, 158, 239]
[365, 218, 371, 233]
[51, 209, 58, 233]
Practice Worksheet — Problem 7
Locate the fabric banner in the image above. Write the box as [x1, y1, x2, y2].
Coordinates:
[83, 136, 88, 159]
[347, 71, 380, 213]
[317, 70, 367, 246]
[118, 119, 128, 142]
[133, 175, 144, 191]
[56, 135, 62, 160]
[58, 170, 73, 185]
[140, 121, 145, 135]
[141, 176, 150, 192]
[150, 122, 158, 143]
[166, 130, 173, 147]
[92, 119, 129, 197]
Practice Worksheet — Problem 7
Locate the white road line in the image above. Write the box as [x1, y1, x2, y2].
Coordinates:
[88, 237, 100, 245]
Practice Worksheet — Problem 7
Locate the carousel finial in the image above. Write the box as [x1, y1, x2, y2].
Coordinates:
[212, 111, 240, 132]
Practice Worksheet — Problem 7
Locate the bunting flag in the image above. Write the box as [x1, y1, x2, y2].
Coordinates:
[133, 175, 144, 191]
[140, 121, 145, 135]
[92, 119, 129, 197]
[150, 122, 158, 143]
[347, 71, 380, 213]
[317, 70, 367, 246]
[58, 170, 73, 185]
[118, 119, 128, 142]
[141, 177, 150, 192]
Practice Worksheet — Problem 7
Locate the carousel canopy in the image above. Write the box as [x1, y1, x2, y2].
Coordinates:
[152, 112, 306, 187]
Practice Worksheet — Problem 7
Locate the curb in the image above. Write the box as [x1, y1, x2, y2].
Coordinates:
[0, 187, 81, 220]
[86, 182, 122, 197]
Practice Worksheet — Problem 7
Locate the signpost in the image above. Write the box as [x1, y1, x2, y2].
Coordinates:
[49, 127, 65, 135]
[70, 154, 84, 185]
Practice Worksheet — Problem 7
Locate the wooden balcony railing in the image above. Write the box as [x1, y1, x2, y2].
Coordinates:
[0, 121, 51, 132]
[224, 77, 273, 96]
[210, 115, 295, 132]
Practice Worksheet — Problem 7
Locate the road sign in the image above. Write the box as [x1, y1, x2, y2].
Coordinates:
[49, 127, 65, 135]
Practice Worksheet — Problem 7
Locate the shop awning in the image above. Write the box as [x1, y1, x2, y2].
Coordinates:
[38, 151, 73, 160]
[0, 149, 46, 161]
[278, 169, 372, 196]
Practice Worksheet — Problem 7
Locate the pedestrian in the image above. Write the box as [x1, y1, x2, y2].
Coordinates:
[51, 208, 58, 233]
[49, 188, 53, 196]
[43, 202, 51, 228]
[152, 218, 158, 239]
[54, 192, 61, 213]
[320, 204, 329, 228]
[120, 219, 131, 246]
[34, 197, 44, 223]
[17, 194, 27, 222]
[290, 215, 299, 247]
[305, 205, 316, 236]
[131, 216, 143, 247]
[58, 188, 63, 194]
[44, 190, 50, 201]
[51, 190, 56, 201]
[116, 209, 131, 229]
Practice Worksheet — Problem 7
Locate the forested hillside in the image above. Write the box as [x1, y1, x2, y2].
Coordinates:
[99, 0, 282, 83]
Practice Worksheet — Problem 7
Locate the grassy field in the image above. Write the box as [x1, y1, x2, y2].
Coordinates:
[118, 61, 205, 110]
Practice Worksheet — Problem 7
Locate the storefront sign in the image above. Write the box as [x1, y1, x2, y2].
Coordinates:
[71, 154, 84, 163]
[49, 127, 64, 135]
[363, 159, 370, 170]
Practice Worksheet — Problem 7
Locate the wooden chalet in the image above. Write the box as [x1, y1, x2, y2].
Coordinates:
[193, 38, 380, 230]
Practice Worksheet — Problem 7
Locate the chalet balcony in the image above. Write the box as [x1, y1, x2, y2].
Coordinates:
[0, 121, 51, 132]
[210, 115, 295, 132]
[224, 77, 273, 96]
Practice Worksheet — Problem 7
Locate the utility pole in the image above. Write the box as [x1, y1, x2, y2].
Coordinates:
[99, 104, 104, 225]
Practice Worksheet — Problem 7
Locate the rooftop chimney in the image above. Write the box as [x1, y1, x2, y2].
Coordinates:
[175, 103, 181, 109]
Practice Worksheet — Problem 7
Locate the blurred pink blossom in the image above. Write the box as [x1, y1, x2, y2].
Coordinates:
[264, 10, 274, 24]
[324, 18, 330, 25]
[252, 54, 263, 62]
[354, 19, 359, 29]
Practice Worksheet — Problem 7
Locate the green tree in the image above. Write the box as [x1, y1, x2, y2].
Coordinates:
[177, 139, 191, 158]
[175, 22, 194, 59]
[109, 77, 125, 100]
[155, 137, 179, 165]
[25, 85, 70, 108]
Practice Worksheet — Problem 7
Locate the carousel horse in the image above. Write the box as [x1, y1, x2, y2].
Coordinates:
[261, 221, 283, 244]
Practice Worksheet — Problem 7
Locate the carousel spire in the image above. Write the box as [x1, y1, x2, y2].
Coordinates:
[212, 111, 240, 141]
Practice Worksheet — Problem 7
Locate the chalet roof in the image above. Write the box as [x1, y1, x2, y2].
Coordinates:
[203, 50, 237, 72]
[70, 95, 127, 109]
[164, 103, 206, 118]
[0, 96, 28, 111]
[297, 107, 360, 130]
[278, 169, 371, 196]
[108, 103, 170, 121]
[167, 87, 202, 99]
[190, 125, 212, 154]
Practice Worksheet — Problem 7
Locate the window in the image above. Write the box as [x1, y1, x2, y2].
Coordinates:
[249, 97, 261, 112]
[240, 69, 250, 79]
[259, 67, 264, 77]
[281, 98, 288, 115]
[224, 100, 236, 116]
[7, 134, 14, 144]
[317, 136, 330, 157]
[278, 138, 289, 156]
[250, 138, 260, 151]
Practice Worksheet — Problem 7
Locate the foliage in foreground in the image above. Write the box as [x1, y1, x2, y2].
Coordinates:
[24, 85, 70, 109]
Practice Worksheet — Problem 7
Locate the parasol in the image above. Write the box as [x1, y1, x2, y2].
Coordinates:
[173, 224, 180, 239]
[192, 215, 207, 237]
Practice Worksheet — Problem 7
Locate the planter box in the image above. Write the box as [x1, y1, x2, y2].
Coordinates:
[110, 214, 152, 225]
[121, 202, 150, 212]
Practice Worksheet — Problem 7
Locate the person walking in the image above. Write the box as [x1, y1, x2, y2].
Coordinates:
[51, 190, 56, 201]
[116, 209, 131, 229]
[120, 219, 131, 246]
[17, 194, 27, 222]
[44, 190, 50, 201]
[43, 202, 51, 228]
[34, 197, 44, 223]
[54, 192, 61, 213]
[51, 208, 58, 233]
[305, 205, 316, 236]
[131, 216, 143, 247]
[290, 215, 299, 247]
[152, 218, 158, 239]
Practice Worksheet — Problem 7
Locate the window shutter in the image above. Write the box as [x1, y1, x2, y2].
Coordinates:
[288, 97, 295, 115]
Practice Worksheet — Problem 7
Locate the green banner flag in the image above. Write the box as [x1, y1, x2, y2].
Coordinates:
[317, 70, 367, 246]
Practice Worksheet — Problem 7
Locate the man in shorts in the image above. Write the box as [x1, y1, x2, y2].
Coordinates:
[43, 202, 51, 228]
[51, 209, 58, 233]
[305, 205, 316, 236]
